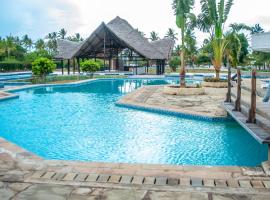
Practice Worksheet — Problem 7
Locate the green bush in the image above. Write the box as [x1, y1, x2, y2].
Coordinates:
[169, 56, 180, 72]
[0, 62, 31, 72]
[204, 77, 227, 82]
[32, 57, 56, 78]
[81, 60, 101, 73]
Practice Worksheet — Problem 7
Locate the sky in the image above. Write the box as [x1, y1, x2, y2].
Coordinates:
[1, 0, 270, 46]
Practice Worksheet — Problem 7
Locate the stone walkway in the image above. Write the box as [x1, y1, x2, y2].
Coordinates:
[1, 137, 270, 199]
[117, 86, 228, 119]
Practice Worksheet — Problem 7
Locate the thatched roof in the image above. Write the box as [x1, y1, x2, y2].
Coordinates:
[56, 16, 174, 60]
[55, 40, 83, 59]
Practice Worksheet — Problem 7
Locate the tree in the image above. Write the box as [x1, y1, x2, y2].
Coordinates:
[32, 57, 56, 80]
[251, 24, 264, 34]
[81, 60, 101, 74]
[4, 36, 16, 59]
[67, 33, 84, 42]
[224, 31, 241, 68]
[173, 0, 196, 87]
[35, 39, 46, 51]
[165, 28, 178, 43]
[135, 28, 146, 37]
[197, 0, 234, 79]
[21, 34, 33, 51]
[149, 31, 160, 41]
[185, 28, 197, 67]
[58, 28, 67, 39]
[169, 56, 180, 72]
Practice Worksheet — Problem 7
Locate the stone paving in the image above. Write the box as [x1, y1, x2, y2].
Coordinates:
[117, 86, 228, 118]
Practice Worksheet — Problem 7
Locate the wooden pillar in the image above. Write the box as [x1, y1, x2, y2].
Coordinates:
[73, 59, 75, 74]
[147, 60, 149, 74]
[233, 68, 241, 111]
[225, 57, 232, 102]
[61, 59, 64, 75]
[67, 59, 70, 75]
[77, 58, 81, 74]
[109, 58, 112, 72]
[103, 31, 106, 70]
[246, 69, 257, 123]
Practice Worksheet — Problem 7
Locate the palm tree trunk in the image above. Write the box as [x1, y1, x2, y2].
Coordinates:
[180, 29, 186, 88]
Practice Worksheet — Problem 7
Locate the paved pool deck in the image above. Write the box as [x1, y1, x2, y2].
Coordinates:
[1, 79, 270, 199]
[117, 85, 228, 119]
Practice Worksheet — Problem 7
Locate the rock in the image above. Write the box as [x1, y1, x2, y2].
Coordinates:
[0, 188, 15, 200]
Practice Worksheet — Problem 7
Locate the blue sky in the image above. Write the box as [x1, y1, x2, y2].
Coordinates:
[1, 0, 270, 45]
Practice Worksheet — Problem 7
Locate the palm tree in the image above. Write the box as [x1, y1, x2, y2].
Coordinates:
[224, 31, 241, 68]
[22, 34, 33, 51]
[67, 33, 84, 42]
[229, 23, 251, 33]
[135, 28, 146, 37]
[4, 36, 16, 59]
[165, 28, 178, 43]
[58, 28, 67, 39]
[251, 24, 264, 34]
[173, 0, 196, 87]
[149, 31, 160, 41]
[35, 39, 45, 51]
[197, 0, 234, 79]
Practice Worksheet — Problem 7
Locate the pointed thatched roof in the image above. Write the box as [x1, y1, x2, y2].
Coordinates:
[56, 16, 174, 60]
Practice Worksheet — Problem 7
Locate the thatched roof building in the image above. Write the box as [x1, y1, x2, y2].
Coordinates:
[55, 16, 174, 75]
[252, 32, 270, 52]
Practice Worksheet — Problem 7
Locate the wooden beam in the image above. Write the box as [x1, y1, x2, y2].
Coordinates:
[246, 69, 257, 123]
[61, 60, 64, 75]
[233, 68, 241, 112]
[77, 58, 81, 75]
[73, 59, 76, 74]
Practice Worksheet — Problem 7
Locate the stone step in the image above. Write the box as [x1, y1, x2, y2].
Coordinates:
[27, 170, 270, 191]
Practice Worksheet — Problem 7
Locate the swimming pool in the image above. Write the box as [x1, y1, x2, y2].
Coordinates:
[0, 79, 267, 166]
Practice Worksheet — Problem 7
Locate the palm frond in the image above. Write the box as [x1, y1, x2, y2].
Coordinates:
[224, 0, 234, 22]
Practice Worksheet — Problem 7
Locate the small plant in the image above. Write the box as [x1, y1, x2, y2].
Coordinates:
[204, 77, 227, 82]
[32, 57, 56, 82]
[169, 56, 180, 72]
[81, 60, 101, 74]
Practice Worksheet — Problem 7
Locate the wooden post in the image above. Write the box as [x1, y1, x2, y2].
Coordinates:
[233, 68, 241, 111]
[225, 57, 232, 102]
[77, 58, 80, 75]
[73, 59, 75, 74]
[67, 59, 70, 75]
[61, 59, 64, 75]
[147, 60, 149, 74]
[246, 69, 257, 123]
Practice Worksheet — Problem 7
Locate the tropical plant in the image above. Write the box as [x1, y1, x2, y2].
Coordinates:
[169, 56, 181, 72]
[32, 57, 56, 80]
[251, 24, 264, 34]
[4, 36, 17, 59]
[185, 28, 197, 67]
[197, 0, 234, 79]
[224, 31, 241, 68]
[58, 28, 67, 39]
[135, 28, 146, 37]
[149, 31, 160, 41]
[165, 28, 178, 43]
[35, 39, 46, 51]
[81, 60, 101, 74]
[173, 0, 196, 87]
[21, 34, 33, 51]
[67, 33, 84, 42]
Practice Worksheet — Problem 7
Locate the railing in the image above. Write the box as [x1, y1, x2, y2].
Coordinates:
[225, 67, 257, 124]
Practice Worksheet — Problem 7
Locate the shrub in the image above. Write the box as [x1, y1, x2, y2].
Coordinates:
[0, 62, 31, 72]
[204, 77, 227, 82]
[169, 56, 180, 72]
[32, 57, 56, 79]
[81, 60, 101, 73]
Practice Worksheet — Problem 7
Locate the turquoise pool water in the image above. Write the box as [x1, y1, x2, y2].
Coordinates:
[0, 79, 267, 166]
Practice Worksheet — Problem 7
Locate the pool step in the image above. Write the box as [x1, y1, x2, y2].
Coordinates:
[27, 171, 270, 191]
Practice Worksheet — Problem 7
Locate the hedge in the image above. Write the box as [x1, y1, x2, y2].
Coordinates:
[0, 62, 32, 72]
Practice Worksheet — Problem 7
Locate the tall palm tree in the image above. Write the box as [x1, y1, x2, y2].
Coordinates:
[173, 0, 196, 87]
[165, 28, 178, 43]
[35, 39, 45, 51]
[22, 34, 33, 51]
[197, 0, 234, 79]
[58, 28, 67, 39]
[4, 36, 16, 59]
[149, 31, 160, 41]
[135, 28, 146, 38]
[229, 23, 251, 33]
